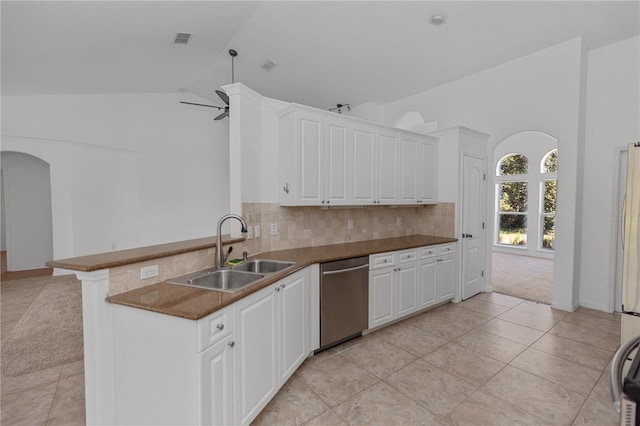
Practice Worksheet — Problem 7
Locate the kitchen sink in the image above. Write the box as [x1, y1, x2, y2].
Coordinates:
[232, 259, 296, 274]
[167, 268, 265, 293]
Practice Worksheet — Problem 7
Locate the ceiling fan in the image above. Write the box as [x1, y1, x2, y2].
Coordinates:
[180, 49, 237, 121]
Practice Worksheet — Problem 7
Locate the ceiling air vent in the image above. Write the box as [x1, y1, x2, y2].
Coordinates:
[174, 33, 191, 44]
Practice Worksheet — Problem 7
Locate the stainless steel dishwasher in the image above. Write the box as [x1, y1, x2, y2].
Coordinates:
[319, 256, 369, 352]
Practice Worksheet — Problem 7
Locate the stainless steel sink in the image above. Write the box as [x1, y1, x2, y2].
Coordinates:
[167, 268, 265, 293]
[232, 259, 296, 274]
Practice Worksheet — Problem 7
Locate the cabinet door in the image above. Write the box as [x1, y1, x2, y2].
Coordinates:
[417, 258, 437, 309]
[200, 334, 234, 426]
[278, 271, 307, 384]
[297, 113, 323, 204]
[438, 255, 456, 302]
[396, 263, 418, 317]
[369, 267, 395, 328]
[398, 135, 419, 204]
[351, 124, 376, 204]
[376, 131, 399, 204]
[233, 286, 279, 425]
[418, 139, 438, 204]
[325, 118, 349, 205]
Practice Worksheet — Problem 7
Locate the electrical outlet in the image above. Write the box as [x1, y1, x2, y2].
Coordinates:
[347, 219, 353, 230]
[270, 223, 278, 236]
[140, 265, 159, 280]
[246, 225, 253, 239]
[255, 224, 261, 238]
[396, 217, 402, 226]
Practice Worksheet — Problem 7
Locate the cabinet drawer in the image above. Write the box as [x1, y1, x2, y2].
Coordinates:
[370, 253, 394, 269]
[395, 249, 417, 264]
[437, 244, 456, 256]
[197, 307, 232, 352]
[418, 246, 438, 259]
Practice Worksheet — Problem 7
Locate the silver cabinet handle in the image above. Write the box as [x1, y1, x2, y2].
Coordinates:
[216, 323, 224, 331]
[275, 287, 280, 292]
[228, 341, 235, 348]
[281, 283, 286, 288]
[322, 263, 370, 275]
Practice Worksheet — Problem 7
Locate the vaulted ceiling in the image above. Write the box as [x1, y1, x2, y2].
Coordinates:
[2, 1, 639, 109]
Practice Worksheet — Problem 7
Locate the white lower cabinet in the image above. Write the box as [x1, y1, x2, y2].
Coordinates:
[233, 269, 308, 425]
[278, 271, 308, 383]
[200, 334, 235, 426]
[369, 266, 395, 328]
[417, 244, 457, 305]
[233, 283, 279, 425]
[368, 249, 419, 329]
[369, 244, 456, 329]
[438, 253, 456, 301]
[112, 267, 310, 426]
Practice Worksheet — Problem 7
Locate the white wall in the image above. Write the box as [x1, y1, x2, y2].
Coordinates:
[1, 92, 230, 261]
[1, 152, 54, 269]
[378, 38, 586, 311]
[580, 35, 640, 311]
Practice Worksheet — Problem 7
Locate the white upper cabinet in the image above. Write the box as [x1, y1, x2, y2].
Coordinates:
[351, 123, 377, 205]
[418, 139, 438, 204]
[324, 117, 350, 205]
[279, 104, 438, 206]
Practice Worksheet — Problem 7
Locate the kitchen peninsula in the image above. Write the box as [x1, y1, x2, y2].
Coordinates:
[49, 234, 457, 425]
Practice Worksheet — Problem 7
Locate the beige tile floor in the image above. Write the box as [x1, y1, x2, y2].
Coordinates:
[2, 276, 621, 426]
[254, 292, 621, 426]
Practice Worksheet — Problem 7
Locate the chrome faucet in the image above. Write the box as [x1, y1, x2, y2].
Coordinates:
[216, 214, 248, 269]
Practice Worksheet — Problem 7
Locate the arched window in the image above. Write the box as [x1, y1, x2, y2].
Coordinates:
[498, 154, 528, 175]
[496, 154, 529, 246]
[540, 149, 558, 249]
[541, 149, 558, 173]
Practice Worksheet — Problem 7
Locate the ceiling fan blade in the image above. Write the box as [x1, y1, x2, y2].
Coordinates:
[214, 110, 229, 121]
[215, 90, 229, 105]
[180, 101, 223, 109]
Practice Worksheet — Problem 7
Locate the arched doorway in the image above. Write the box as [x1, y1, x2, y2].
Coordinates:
[1, 151, 54, 273]
[491, 131, 557, 304]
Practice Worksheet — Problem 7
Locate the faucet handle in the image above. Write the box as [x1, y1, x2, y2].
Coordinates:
[243, 251, 249, 261]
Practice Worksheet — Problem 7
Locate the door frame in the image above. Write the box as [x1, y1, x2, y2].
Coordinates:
[610, 146, 629, 312]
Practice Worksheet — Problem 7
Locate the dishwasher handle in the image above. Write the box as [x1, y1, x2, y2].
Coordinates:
[322, 263, 369, 276]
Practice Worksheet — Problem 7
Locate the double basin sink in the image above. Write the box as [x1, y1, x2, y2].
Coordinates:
[166, 259, 296, 293]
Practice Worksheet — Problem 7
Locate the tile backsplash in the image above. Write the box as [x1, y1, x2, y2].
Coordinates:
[107, 202, 454, 296]
[233, 202, 455, 257]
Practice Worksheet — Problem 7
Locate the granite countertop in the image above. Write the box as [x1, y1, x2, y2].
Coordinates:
[107, 235, 457, 320]
[46, 235, 244, 272]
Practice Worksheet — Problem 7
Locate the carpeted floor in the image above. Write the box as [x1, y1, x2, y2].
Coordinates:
[491, 252, 553, 305]
[1, 274, 83, 376]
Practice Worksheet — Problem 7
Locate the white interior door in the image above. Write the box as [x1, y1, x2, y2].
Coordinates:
[461, 154, 487, 300]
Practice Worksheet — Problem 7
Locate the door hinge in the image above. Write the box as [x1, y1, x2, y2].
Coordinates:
[481, 270, 484, 277]
[482, 222, 485, 229]
[483, 173, 486, 181]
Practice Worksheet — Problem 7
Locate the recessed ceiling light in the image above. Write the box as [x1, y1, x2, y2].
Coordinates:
[431, 14, 446, 26]
[174, 33, 191, 44]
[260, 60, 276, 71]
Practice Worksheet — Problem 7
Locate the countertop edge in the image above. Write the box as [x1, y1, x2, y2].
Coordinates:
[46, 235, 245, 272]
[107, 235, 458, 320]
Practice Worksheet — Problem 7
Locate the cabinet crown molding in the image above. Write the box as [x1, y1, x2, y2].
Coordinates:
[277, 103, 439, 142]
[429, 126, 491, 140]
